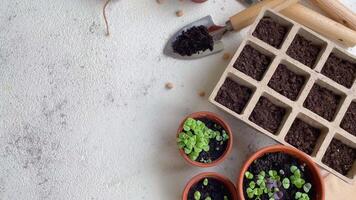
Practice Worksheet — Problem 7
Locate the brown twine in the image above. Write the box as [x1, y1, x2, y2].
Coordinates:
[103, 0, 112, 36]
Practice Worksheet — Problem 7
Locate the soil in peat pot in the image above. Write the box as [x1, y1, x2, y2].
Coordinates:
[252, 17, 289, 49]
[188, 177, 232, 200]
[285, 118, 321, 155]
[268, 64, 306, 101]
[322, 139, 356, 176]
[287, 34, 322, 68]
[249, 96, 286, 134]
[243, 152, 316, 200]
[321, 53, 356, 89]
[303, 84, 341, 121]
[172, 25, 213, 56]
[195, 118, 228, 163]
[234, 45, 272, 81]
[340, 101, 356, 137]
[215, 78, 253, 114]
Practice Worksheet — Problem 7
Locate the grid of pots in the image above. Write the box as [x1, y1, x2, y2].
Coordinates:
[209, 9, 356, 184]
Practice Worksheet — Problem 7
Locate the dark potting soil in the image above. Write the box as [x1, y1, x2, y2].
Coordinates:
[286, 34, 322, 68]
[243, 152, 315, 200]
[233, 45, 272, 81]
[252, 17, 289, 48]
[340, 102, 356, 137]
[285, 118, 321, 155]
[322, 139, 356, 176]
[303, 84, 341, 121]
[268, 64, 306, 101]
[321, 53, 356, 88]
[215, 78, 253, 114]
[188, 177, 232, 200]
[172, 25, 213, 56]
[249, 96, 286, 134]
[195, 118, 228, 163]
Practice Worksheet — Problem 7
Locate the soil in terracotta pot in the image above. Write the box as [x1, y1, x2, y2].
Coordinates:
[243, 152, 315, 200]
[340, 101, 356, 137]
[172, 25, 213, 56]
[252, 17, 289, 49]
[286, 34, 322, 68]
[285, 118, 321, 155]
[233, 45, 272, 81]
[303, 84, 341, 121]
[188, 177, 232, 200]
[268, 64, 306, 101]
[215, 77, 253, 114]
[322, 139, 356, 176]
[195, 118, 228, 163]
[249, 96, 286, 134]
[321, 53, 356, 88]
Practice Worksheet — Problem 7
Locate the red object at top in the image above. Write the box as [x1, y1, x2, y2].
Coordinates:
[191, 0, 208, 3]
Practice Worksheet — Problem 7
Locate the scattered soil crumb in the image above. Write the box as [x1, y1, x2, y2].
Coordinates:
[198, 91, 206, 97]
[176, 10, 184, 17]
[165, 82, 174, 89]
[156, 0, 165, 4]
[222, 52, 231, 60]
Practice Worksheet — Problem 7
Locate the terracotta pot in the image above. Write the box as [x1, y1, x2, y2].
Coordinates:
[177, 111, 233, 167]
[182, 172, 238, 200]
[237, 145, 325, 200]
[191, 0, 208, 3]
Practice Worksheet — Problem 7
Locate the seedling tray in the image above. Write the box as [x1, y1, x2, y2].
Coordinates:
[209, 9, 356, 184]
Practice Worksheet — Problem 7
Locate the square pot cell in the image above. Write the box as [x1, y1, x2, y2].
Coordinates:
[303, 83, 342, 121]
[233, 44, 272, 81]
[285, 118, 322, 155]
[252, 16, 290, 49]
[215, 77, 253, 114]
[322, 138, 356, 176]
[340, 101, 356, 137]
[287, 34, 323, 68]
[268, 63, 306, 101]
[249, 96, 287, 134]
[321, 52, 356, 89]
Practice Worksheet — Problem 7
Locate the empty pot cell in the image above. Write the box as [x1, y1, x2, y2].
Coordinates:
[233, 45, 272, 81]
[321, 53, 356, 88]
[340, 101, 356, 137]
[268, 64, 306, 101]
[322, 138, 356, 176]
[285, 118, 321, 155]
[286, 34, 322, 68]
[252, 17, 289, 48]
[303, 84, 342, 121]
[215, 77, 253, 114]
[249, 96, 287, 134]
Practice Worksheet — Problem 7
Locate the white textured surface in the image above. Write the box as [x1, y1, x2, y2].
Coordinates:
[0, 0, 355, 199]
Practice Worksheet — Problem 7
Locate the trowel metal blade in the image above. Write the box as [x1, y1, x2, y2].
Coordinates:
[164, 16, 224, 60]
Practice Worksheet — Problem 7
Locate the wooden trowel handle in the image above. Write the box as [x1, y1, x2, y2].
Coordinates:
[311, 0, 356, 31]
[281, 4, 356, 47]
[229, 0, 299, 31]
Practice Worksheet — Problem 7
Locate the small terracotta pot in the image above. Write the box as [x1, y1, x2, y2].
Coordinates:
[182, 172, 238, 200]
[177, 111, 233, 167]
[191, 0, 208, 3]
[237, 145, 325, 200]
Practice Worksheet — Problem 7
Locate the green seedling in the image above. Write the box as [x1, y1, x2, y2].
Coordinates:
[203, 178, 209, 186]
[224, 195, 229, 200]
[177, 118, 228, 161]
[245, 165, 312, 200]
[205, 197, 212, 200]
[245, 171, 254, 179]
[282, 178, 290, 189]
[194, 191, 201, 200]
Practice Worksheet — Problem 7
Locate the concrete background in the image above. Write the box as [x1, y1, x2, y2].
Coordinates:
[0, 0, 355, 199]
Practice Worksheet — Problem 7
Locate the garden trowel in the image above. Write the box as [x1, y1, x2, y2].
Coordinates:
[164, 0, 298, 60]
